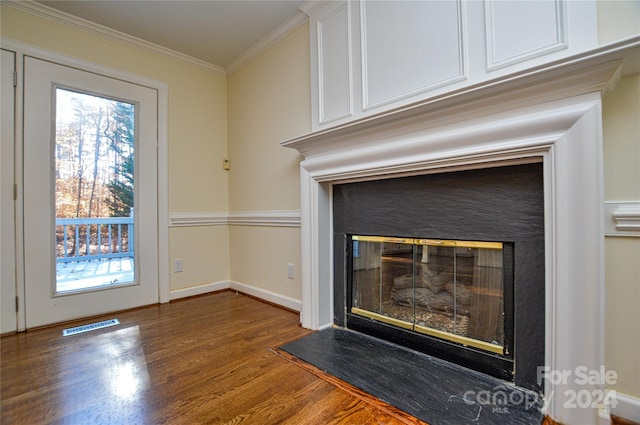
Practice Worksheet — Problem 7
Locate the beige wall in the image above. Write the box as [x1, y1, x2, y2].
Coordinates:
[598, 0, 640, 402]
[169, 226, 229, 291]
[1, 5, 230, 291]
[598, 0, 640, 45]
[603, 76, 640, 201]
[602, 75, 640, 398]
[227, 24, 309, 300]
[227, 24, 308, 212]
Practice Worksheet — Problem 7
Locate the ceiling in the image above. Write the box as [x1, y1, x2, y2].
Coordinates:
[36, 1, 305, 69]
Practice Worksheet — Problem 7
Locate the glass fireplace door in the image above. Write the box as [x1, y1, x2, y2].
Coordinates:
[351, 236, 508, 355]
[352, 237, 416, 331]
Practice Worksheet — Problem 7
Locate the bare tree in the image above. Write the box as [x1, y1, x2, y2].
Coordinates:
[87, 104, 105, 218]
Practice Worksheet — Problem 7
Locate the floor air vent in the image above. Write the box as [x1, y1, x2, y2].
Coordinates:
[62, 318, 120, 336]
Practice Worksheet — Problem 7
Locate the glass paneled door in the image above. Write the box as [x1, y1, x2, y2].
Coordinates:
[23, 57, 159, 328]
[55, 88, 137, 293]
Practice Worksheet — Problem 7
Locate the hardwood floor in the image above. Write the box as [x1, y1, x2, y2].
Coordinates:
[1, 290, 418, 425]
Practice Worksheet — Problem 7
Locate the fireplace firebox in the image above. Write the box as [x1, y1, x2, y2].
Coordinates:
[333, 163, 544, 391]
[350, 236, 513, 356]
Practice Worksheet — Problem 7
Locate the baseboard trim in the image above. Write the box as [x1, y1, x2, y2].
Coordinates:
[169, 281, 230, 300]
[229, 280, 302, 312]
[169, 280, 302, 313]
[318, 322, 334, 331]
[598, 391, 640, 425]
[611, 392, 640, 424]
[612, 414, 640, 425]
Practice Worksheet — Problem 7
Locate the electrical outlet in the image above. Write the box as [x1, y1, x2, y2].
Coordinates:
[287, 263, 294, 279]
[174, 258, 183, 273]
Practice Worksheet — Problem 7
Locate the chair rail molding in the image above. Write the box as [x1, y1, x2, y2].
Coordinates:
[169, 212, 228, 227]
[169, 210, 301, 228]
[605, 201, 640, 236]
[227, 210, 301, 227]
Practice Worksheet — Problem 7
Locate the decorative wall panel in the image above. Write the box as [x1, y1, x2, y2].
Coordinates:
[485, 0, 567, 70]
[305, 0, 598, 131]
[361, 0, 465, 110]
[317, 3, 352, 125]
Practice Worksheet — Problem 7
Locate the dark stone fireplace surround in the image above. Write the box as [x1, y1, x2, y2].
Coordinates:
[332, 163, 545, 392]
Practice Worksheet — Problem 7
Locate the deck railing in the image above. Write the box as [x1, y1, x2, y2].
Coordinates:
[56, 217, 134, 263]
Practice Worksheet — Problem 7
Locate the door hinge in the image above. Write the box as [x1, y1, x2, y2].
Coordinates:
[13, 70, 17, 87]
[13, 183, 17, 200]
[15, 296, 19, 312]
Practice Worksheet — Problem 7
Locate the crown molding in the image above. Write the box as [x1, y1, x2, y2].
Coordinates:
[299, 1, 332, 17]
[4, 0, 226, 76]
[225, 11, 308, 76]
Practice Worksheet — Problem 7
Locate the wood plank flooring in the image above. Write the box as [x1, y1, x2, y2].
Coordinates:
[1, 290, 418, 425]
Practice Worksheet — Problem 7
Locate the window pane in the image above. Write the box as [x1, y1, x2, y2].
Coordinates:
[55, 88, 136, 293]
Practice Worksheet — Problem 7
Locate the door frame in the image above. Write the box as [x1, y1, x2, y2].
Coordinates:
[1, 48, 17, 333]
[1, 38, 170, 332]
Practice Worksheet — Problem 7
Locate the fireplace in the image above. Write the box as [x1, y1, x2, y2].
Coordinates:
[281, 49, 628, 423]
[333, 164, 544, 390]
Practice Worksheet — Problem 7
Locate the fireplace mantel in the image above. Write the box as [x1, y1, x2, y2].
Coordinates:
[281, 38, 639, 424]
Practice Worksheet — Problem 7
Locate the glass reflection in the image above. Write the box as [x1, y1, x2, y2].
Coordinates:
[351, 236, 505, 354]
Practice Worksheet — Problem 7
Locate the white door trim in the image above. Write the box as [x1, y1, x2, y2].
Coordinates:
[1, 49, 17, 334]
[0, 37, 170, 331]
